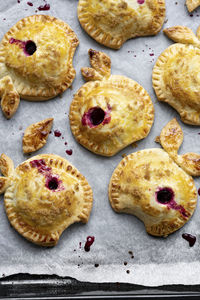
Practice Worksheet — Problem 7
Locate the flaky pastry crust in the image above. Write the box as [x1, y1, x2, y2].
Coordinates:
[78, 0, 165, 49]
[23, 118, 53, 153]
[152, 26, 200, 125]
[1, 154, 93, 246]
[70, 49, 154, 156]
[109, 148, 197, 237]
[0, 15, 79, 118]
[186, 0, 200, 12]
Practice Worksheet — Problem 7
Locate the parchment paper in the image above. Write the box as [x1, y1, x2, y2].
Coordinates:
[0, 0, 200, 286]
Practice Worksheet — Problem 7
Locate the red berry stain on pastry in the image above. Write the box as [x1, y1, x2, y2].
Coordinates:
[182, 233, 196, 247]
[54, 130, 62, 137]
[82, 106, 111, 128]
[9, 38, 36, 56]
[27, 2, 33, 6]
[31, 159, 64, 192]
[38, 3, 50, 10]
[137, 0, 145, 4]
[156, 187, 188, 218]
[84, 236, 95, 252]
[198, 188, 200, 196]
[66, 149, 73, 156]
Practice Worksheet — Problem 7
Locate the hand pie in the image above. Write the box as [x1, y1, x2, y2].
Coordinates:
[69, 49, 154, 156]
[0, 154, 93, 246]
[186, 0, 200, 12]
[109, 120, 199, 237]
[23, 118, 53, 154]
[152, 26, 200, 125]
[0, 15, 79, 119]
[78, 0, 165, 49]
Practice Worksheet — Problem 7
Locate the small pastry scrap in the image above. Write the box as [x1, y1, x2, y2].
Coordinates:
[0, 154, 93, 246]
[186, 0, 200, 12]
[23, 118, 53, 154]
[0, 15, 79, 119]
[109, 120, 199, 237]
[69, 49, 154, 156]
[159, 118, 200, 176]
[152, 25, 200, 125]
[78, 0, 165, 49]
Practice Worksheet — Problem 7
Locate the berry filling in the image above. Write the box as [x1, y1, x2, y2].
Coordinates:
[47, 177, 59, 190]
[25, 40, 37, 55]
[156, 187, 174, 204]
[82, 106, 111, 128]
[9, 38, 37, 56]
[90, 107, 105, 126]
[156, 187, 188, 218]
[31, 159, 64, 192]
[137, 0, 145, 4]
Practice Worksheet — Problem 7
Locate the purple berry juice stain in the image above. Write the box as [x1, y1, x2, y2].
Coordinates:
[182, 233, 196, 247]
[84, 236, 95, 252]
[54, 130, 62, 137]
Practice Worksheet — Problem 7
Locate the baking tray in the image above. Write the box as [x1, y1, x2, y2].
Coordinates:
[1, 274, 200, 299]
[1, 0, 200, 298]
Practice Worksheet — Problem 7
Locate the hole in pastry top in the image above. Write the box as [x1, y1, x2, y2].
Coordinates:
[156, 187, 174, 204]
[46, 177, 59, 190]
[25, 40, 37, 56]
[90, 107, 105, 125]
[84, 107, 105, 126]
[82, 106, 111, 128]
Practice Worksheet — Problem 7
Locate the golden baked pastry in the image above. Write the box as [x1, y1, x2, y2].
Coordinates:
[69, 49, 154, 156]
[0, 15, 79, 119]
[23, 118, 53, 154]
[158, 118, 200, 176]
[109, 148, 197, 237]
[0, 154, 93, 246]
[152, 26, 200, 125]
[186, 0, 200, 12]
[78, 0, 165, 49]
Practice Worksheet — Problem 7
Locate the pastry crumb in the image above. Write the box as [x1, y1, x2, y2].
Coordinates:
[131, 143, 138, 148]
[155, 136, 160, 143]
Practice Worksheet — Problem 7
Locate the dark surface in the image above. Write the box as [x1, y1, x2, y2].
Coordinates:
[1, 273, 200, 299]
